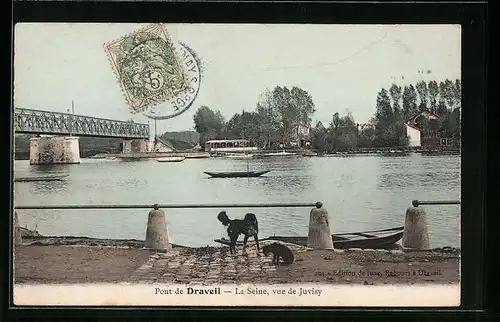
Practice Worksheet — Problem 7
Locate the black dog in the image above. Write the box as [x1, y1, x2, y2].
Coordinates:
[262, 243, 294, 266]
[217, 211, 259, 254]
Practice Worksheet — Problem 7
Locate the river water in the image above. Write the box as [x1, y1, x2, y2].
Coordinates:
[13, 154, 461, 248]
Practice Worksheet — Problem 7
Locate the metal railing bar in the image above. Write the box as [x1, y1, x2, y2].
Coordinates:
[412, 200, 461, 206]
[14, 202, 319, 210]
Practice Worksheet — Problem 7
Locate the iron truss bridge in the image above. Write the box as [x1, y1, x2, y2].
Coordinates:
[14, 108, 150, 139]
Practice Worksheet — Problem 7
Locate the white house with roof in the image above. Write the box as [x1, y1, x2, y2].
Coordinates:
[405, 123, 422, 146]
[405, 111, 441, 147]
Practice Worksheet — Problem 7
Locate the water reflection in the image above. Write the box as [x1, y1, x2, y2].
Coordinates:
[24, 180, 69, 194]
[376, 155, 460, 190]
[253, 175, 311, 195]
[16, 163, 72, 177]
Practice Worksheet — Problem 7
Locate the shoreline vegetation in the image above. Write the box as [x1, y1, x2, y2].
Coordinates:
[85, 147, 460, 160]
[193, 78, 461, 152]
[13, 78, 461, 160]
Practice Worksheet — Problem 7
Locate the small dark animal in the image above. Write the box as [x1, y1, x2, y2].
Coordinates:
[217, 211, 259, 254]
[262, 243, 295, 266]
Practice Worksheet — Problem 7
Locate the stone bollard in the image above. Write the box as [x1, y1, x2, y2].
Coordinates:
[402, 206, 430, 250]
[145, 204, 171, 252]
[14, 211, 22, 246]
[307, 202, 334, 249]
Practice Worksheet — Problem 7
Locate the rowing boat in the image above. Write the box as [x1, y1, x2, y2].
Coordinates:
[156, 156, 186, 162]
[14, 174, 69, 182]
[214, 226, 404, 249]
[223, 153, 254, 159]
[261, 151, 296, 157]
[204, 170, 271, 178]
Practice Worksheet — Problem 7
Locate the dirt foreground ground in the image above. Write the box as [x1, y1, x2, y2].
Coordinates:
[14, 245, 154, 284]
[14, 236, 460, 285]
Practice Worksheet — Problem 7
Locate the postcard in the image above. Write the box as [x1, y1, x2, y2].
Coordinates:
[12, 23, 461, 307]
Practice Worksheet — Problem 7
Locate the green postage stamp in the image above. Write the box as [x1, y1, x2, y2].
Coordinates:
[104, 24, 190, 114]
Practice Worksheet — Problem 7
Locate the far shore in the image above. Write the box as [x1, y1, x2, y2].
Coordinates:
[87, 147, 460, 160]
[13, 145, 460, 161]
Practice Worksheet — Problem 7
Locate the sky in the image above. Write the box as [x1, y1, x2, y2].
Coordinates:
[14, 23, 461, 135]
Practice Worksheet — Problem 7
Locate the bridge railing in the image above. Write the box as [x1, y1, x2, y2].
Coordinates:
[14, 108, 150, 139]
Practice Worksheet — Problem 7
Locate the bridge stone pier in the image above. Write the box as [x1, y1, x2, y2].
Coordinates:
[29, 136, 81, 165]
[15, 108, 151, 164]
[122, 139, 154, 153]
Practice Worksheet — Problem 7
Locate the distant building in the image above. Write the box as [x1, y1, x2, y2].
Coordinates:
[290, 123, 311, 148]
[405, 123, 422, 146]
[205, 139, 258, 154]
[405, 111, 441, 147]
[356, 123, 375, 131]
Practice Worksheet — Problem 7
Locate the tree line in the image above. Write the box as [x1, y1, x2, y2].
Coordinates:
[193, 86, 315, 149]
[364, 78, 461, 148]
[193, 79, 461, 151]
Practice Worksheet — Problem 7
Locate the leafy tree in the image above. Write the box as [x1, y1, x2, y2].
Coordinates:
[402, 85, 418, 119]
[310, 121, 329, 151]
[389, 84, 402, 117]
[223, 111, 265, 147]
[358, 126, 375, 148]
[373, 122, 409, 147]
[290, 86, 316, 126]
[256, 89, 282, 148]
[193, 106, 225, 148]
[455, 79, 462, 108]
[372, 88, 406, 146]
[257, 85, 316, 147]
[428, 80, 439, 113]
[437, 81, 448, 114]
[416, 80, 429, 112]
[375, 88, 393, 124]
[333, 113, 359, 149]
[331, 112, 341, 130]
[223, 113, 243, 139]
[442, 79, 457, 110]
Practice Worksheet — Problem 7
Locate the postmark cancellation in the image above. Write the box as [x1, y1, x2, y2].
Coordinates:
[104, 24, 190, 114]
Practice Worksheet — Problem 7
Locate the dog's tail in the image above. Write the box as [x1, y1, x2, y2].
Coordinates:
[217, 211, 231, 226]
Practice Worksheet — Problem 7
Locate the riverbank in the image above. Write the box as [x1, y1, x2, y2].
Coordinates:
[87, 147, 460, 160]
[14, 236, 460, 285]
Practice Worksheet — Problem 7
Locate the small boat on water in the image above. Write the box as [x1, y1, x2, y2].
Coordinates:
[204, 170, 271, 178]
[185, 153, 210, 159]
[214, 226, 404, 249]
[224, 153, 254, 160]
[261, 151, 297, 157]
[381, 150, 410, 157]
[14, 174, 69, 182]
[156, 156, 186, 163]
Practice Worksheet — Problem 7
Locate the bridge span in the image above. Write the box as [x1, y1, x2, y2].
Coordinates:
[14, 108, 149, 139]
[14, 108, 152, 165]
